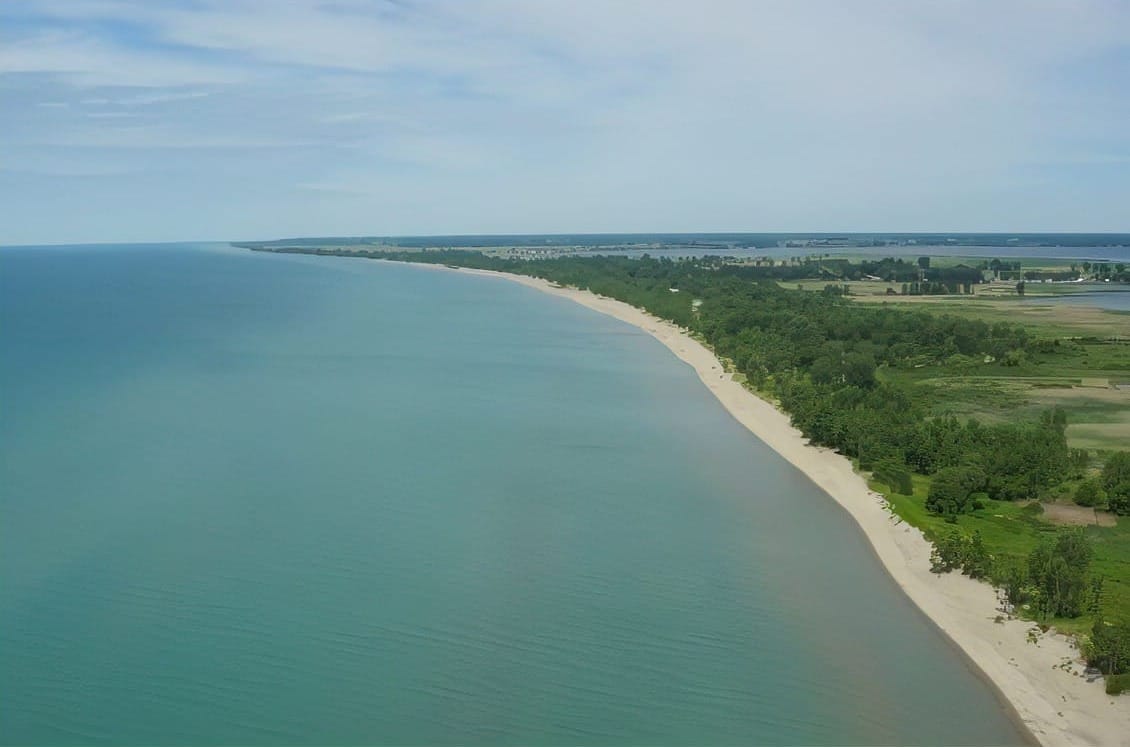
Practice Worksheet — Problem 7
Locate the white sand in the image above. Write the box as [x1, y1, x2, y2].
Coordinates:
[437, 264, 1130, 747]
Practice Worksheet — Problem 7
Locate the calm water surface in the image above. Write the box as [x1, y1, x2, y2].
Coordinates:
[1023, 287, 1130, 312]
[0, 244, 1027, 745]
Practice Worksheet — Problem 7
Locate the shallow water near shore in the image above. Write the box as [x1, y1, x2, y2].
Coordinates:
[0, 244, 1027, 745]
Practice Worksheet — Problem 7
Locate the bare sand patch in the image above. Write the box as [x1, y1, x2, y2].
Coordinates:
[1041, 502, 1118, 528]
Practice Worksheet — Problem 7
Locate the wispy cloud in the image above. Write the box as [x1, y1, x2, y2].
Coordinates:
[2, 0, 1128, 243]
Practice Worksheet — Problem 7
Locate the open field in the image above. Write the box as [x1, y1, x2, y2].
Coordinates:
[860, 292, 1130, 631]
[785, 278, 1130, 336]
[866, 297, 1130, 338]
[818, 253, 1114, 271]
[872, 287, 1130, 448]
[1041, 502, 1117, 528]
[1028, 386, 1130, 451]
[876, 474, 1130, 632]
[764, 264, 1130, 631]
[883, 355, 1130, 451]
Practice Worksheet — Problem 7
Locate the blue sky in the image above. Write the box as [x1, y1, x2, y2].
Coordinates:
[2, 0, 1128, 244]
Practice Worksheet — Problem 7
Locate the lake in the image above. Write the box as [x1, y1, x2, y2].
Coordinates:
[0, 243, 1027, 745]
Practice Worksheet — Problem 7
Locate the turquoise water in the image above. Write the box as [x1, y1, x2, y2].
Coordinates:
[0, 244, 1027, 745]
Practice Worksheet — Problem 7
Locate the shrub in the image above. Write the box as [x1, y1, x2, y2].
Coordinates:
[997, 559, 1028, 609]
[963, 531, 990, 580]
[1100, 452, 1130, 514]
[929, 530, 993, 580]
[927, 465, 987, 516]
[1028, 529, 1092, 619]
[1106, 674, 1130, 696]
[1102, 452, 1130, 492]
[930, 530, 964, 573]
[1074, 479, 1106, 508]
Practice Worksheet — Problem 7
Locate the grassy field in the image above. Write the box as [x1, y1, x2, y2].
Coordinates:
[877, 325, 1130, 452]
[805, 273, 1130, 454]
[783, 278, 1130, 336]
[753, 302, 1130, 629]
[848, 283, 1130, 632]
[861, 297, 1130, 338]
[819, 253, 1096, 272]
[872, 473, 1130, 631]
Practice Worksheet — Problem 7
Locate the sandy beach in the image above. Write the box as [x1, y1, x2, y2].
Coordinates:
[437, 264, 1130, 747]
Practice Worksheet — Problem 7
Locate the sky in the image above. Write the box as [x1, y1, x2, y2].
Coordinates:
[2, 1, 1129, 244]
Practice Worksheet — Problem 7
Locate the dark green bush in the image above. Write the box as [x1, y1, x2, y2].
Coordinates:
[1109, 488, 1130, 516]
[1074, 479, 1105, 507]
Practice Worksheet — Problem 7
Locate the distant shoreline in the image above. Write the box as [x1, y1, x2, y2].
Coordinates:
[236, 239, 1130, 265]
[249, 247, 1130, 746]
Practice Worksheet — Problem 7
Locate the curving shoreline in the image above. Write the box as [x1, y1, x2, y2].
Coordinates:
[424, 262, 1129, 747]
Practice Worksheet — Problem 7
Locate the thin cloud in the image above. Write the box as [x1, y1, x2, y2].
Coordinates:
[1, 0, 1127, 243]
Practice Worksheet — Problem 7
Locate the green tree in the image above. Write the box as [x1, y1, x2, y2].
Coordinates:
[1103, 452, 1130, 515]
[1102, 452, 1130, 492]
[1028, 528, 1092, 619]
[963, 531, 990, 579]
[926, 465, 986, 516]
[1086, 615, 1130, 676]
[842, 352, 876, 389]
[1000, 559, 1028, 609]
[931, 530, 965, 573]
[1074, 479, 1106, 508]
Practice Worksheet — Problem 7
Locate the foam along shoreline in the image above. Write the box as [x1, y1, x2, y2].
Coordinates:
[418, 261, 1128, 747]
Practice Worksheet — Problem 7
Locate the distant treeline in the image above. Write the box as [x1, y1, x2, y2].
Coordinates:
[246, 246, 1129, 288]
[717, 256, 987, 292]
[235, 231, 1130, 251]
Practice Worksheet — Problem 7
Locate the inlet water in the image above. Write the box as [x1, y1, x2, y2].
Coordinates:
[0, 244, 1027, 745]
